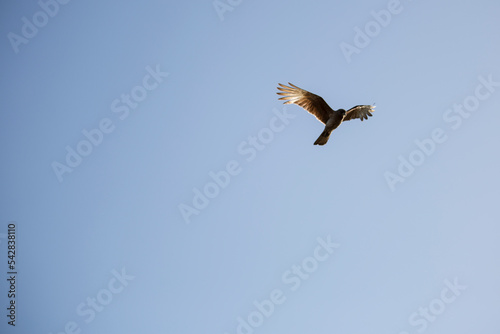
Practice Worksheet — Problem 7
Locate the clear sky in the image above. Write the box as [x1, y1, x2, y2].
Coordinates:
[1, 0, 500, 333]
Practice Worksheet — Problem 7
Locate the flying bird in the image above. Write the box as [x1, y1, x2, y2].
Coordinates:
[276, 83, 375, 145]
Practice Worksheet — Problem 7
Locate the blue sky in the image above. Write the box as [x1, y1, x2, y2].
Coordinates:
[1, 0, 500, 333]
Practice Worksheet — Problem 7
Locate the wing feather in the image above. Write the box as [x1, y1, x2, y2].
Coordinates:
[276, 83, 332, 124]
[344, 105, 375, 122]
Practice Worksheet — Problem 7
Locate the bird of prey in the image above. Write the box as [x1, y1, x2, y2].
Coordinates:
[276, 83, 375, 145]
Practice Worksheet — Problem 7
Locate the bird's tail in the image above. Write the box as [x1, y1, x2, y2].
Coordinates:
[314, 132, 330, 146]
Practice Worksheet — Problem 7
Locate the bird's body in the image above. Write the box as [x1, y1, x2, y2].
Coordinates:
[276, 83, 375, 145]
[314, 108, 346, 145]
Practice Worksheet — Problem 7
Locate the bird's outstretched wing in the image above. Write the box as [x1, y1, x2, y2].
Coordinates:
[344, 105, 375, 122]
[276, 83, 332, 124]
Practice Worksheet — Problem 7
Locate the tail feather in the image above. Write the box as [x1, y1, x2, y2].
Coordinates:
[314, 132, 330, 145]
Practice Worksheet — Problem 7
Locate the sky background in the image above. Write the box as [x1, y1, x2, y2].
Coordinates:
[1, 0, 500, 333]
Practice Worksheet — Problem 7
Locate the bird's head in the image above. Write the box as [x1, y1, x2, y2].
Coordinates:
[338, 109, 346, 116]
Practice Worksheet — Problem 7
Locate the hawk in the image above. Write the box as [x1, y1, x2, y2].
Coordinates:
[277, 83, 375, 145]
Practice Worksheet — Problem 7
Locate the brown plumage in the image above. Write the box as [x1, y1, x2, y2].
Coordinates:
[276, 82, 375, 145]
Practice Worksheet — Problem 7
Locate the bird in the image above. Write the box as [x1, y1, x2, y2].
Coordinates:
[276, 82, 375, 145]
